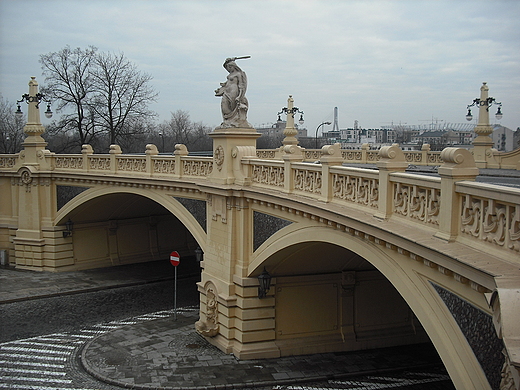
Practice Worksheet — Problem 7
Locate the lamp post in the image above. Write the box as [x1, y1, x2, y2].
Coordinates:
[15, 77, 53, 123]
[15, 77, 53, 164]
[63, 218, 74, 238]
[465, 82, 503, 167]
[158, 132, 165, 152]
[465, 82, 502, 139]
[257, 267, 272, 298]
[315, 121, 331, 149]
[194, 247, 203, 264]
[278, 95, 304, 147]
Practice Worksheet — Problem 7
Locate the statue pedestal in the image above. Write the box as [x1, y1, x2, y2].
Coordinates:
[208, 128, 260, 185]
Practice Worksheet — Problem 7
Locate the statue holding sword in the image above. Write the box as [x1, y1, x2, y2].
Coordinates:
[215, 56, 253, 129]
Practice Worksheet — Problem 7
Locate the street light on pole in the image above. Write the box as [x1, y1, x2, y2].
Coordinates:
[15, 78, 53, 121]
[465, 82, 504, 168]
[277, 95, 304, 147]
[315, 121, 331, 149]
[158, 132, 165, 152]
[15, 77, 52, 152]
[465, 82, 503, 135]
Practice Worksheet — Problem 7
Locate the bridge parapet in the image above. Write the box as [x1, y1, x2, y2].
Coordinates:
[0, 155, 19, 169]
[259, 144, 444, 166]
[457, 181, 520, 260]
[244, 146, 520, 263]
[258, 143, 520, 169]
[35, 144, 214, 180]
[3, 143, 518, 263]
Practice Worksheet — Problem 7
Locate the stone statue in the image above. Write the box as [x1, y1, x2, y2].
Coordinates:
[215, 56, 253, 129]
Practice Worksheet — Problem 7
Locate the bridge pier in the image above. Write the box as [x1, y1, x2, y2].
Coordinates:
[7, 78, 67, 270]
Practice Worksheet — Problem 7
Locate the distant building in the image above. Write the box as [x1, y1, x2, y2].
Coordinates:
[256, 119, 520, 152]
[491, 125, 516, 152]
[322, 127, 396, 149]
[410, 130, 461, 150]
[256, 121, 307, 138]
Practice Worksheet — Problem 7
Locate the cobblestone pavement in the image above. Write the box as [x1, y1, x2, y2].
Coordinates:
[0, 305, 454, 390]
[0, 262, 455, 389]
[0, 260, 179, 304]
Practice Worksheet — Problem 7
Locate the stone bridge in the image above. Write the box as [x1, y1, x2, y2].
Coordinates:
[1, 80, 520, 390]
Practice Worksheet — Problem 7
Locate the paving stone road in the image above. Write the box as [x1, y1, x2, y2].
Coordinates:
[0, 261, 456, 389]
[0, 306, 454, 390]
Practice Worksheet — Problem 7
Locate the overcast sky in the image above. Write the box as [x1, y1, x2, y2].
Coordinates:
[1, 0, 519, 136]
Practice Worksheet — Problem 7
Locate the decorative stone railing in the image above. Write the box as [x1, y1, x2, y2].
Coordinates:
[457, 181, 520, 255]
[36, 144, 213, 179]
[258, 143, 520, 170]
[257, 143, 443, 166]
[1, 144, 518, 260]
[0, 155, 19, 169]
[247, 146, 520, 261]
[389, 172, 441, 228]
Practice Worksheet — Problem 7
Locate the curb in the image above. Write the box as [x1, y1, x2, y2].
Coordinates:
[78, 316, 443, 390]
[0, 273, 200, 305]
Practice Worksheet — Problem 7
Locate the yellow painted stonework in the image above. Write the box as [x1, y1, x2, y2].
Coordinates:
[1, 79, 520, 390]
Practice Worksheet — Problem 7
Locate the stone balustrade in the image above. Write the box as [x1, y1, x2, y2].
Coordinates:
[260, 144, 443, 165]
[259, 143, 519, 169]
[1, 143, 519, 263]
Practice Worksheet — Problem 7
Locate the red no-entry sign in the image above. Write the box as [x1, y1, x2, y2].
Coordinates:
[170, 251, 180, 267]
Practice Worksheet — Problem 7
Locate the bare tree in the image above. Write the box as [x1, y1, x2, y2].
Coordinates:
[91, 51, 158, 146]
[116, 118, 155, 153]
[40, 47, 158, 151]
[257, 133, 284, 149]
[157, 110, 212, 153]
[0, 95, 25, 153]
[191, 121, 213, 151]
[164, 110, 193, 145]
[40, 46, 99, 147]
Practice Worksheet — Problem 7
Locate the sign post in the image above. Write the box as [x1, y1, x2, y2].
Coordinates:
[170, 251, 180, 320]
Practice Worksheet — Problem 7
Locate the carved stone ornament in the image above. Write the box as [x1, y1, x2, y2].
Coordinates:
[500, 349, 516, 390]
[18, 168, 34, 192]
[214, 145, 224, 171]
[20, 170, 32, 185]
[195, 283, 219, 337]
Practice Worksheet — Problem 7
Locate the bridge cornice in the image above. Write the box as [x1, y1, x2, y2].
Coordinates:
[240, 186, 513, 292]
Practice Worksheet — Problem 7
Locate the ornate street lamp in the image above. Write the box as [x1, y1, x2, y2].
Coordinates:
[194, 247, 203, 263]
[257, 267, 272, 299]
[15, 77, 53, 152]
[278, 95, 304, 147]
[277, 104, 304, 125]
[465, 82, 502, 123]
[15, 88, 53, 120]
[63, 218, 74, 238]
[315, 121, 331, 149]
[465, 82, 504, 167]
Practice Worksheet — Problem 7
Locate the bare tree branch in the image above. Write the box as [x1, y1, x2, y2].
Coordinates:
[91, 51, 158, 145]
[40, 46, 98, 145]
[0, 95, 25, 153]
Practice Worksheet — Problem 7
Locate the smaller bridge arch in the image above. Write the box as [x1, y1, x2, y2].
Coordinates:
[55, 186, 207, 248]
[54, 186, 207, 270]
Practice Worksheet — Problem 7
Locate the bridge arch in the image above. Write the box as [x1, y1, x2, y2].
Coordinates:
[249, 223, 490, 390]
[54, 186, 207, 270]
[55, 186, 206, 250]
